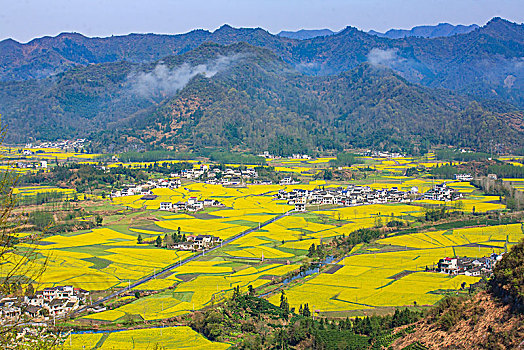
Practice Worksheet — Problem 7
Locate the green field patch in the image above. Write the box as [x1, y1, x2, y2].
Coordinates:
[254, 236, 278, 242]
[170, 291, 194, 303]
[133, 224, 174, 233]
[94, 333, 110, 348]
[108, 237, 133, 243]
[288, 227, 315, 234]
[376, 279, 397, 290]
[276, 246, 308, 257]
[59, 245, 114, 256]
[224, 220, 259, 227]
[175, 273, 200, 282]
[35, 240, 55, 246]
[213, 262, 248, 269]
[58, 229, 94, 237]
[220, 244, 244, 252]
[82, 256, 112, 270]
[108, 224, 148, 236]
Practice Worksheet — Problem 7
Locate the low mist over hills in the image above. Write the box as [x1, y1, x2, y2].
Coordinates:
[0, 17, 523, 154]
[1, 42, 522, 155]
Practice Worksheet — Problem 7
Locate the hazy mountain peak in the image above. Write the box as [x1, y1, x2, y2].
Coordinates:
[215, 24, 234, 32]
[369, 23, 479, 39]
[0, 38, 21, 46]
[278, 29, 335, 40]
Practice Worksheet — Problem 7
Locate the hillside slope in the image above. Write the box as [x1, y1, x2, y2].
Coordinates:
[1, 18, 522, 107]
[392, 292, 523, 349]
[393, 239, 524, 349]
[2, 43, 521, 153]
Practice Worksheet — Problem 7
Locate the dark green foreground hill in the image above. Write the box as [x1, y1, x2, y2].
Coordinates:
[393, 239, 524, 349]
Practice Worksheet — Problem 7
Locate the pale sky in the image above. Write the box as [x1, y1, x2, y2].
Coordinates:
[1, 0, 523, 43]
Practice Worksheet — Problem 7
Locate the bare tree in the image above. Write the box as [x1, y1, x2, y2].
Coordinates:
[0, 117, 56, 348]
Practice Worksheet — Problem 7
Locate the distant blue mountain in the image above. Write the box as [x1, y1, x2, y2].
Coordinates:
[368, 23, 479, 39]
[277, 29, 335, 40]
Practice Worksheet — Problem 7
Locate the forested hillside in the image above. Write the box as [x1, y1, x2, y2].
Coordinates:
[1, 18, 523, 107]
[2, 43, 522, 154]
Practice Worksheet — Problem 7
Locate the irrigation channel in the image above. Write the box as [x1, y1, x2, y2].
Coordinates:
[258, 255, 335, 298]
[74, 210, 295, 315]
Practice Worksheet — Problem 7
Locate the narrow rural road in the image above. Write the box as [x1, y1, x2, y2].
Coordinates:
[74, 210, 293, 314]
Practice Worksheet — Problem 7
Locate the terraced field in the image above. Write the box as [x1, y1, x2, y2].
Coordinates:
[7, 154, 517, 325]
[268, 223, 522, 315]
[63, 326, 230, 349]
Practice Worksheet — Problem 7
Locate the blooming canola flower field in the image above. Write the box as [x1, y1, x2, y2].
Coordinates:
[8, 154, 520, 323]
[63, 326, 230, 349]
[268, 223, 522, 314]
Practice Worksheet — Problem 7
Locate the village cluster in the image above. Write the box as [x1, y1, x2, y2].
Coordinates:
[0, 286, 89, 321]
[158, 197, 224, 212]
[167, 234, 223, 251]
[15, 160, 48, 169]
[24, 139, 87, 151]
[277, 183, 462, 211]
[111, 179, 225, 212]
[174, 165, 259, 185]
[111, 178, 182, 197]
[436, 252, 505, 277]
[420, 183, 463, 201]
[257, 151, 311, 159]
[363, 150, 404, 158]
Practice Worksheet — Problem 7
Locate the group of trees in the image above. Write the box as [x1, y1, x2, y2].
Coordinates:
[337, 228, 383, 246]
[473, 177, 524, 210]
[189, 277, 423, 349]
[307, 243, 327, 259]
[137, 227, 187, 248]
[298, 303, 311, 317]
[422, 206, 453, 222]
[486, 163, 524, 178]
[118, 150, 193, 162]
[330, 152, 362, 167]
[490, 238, 524, 311]
[435, 149, 491, 162]
[20, 163, 148, 193]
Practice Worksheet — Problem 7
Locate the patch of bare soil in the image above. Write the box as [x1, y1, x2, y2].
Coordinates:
[392, 291, 524, 350]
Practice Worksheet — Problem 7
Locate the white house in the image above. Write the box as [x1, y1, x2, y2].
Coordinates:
[159, 202, 173, 211]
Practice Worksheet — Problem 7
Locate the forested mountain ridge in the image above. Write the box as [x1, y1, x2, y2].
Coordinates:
[1, 18, 523, 107]
[277, 29, 336, 40]
[2, 42, 521, 154]
[368, 23, 479, 39]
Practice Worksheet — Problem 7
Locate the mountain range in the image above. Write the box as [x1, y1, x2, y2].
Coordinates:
[368, 23, 479, 39]
[0, 17, 523, 154]
[277, 29, 336, 40]
[278, 23, 479, 41]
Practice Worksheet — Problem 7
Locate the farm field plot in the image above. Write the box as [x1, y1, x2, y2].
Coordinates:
[268, 221, 516, 314]
[416, 194, 505, 212]
[98, 176, 510, 317]
[86, 260, 301, 321]
[63, 326, 230, 349]
[14, 227, 196, 291]
[14, 159, 514, 326]
[502, 178, 524, 190]
[377, 223, 523, 249]
[314, 203, 425, 221]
